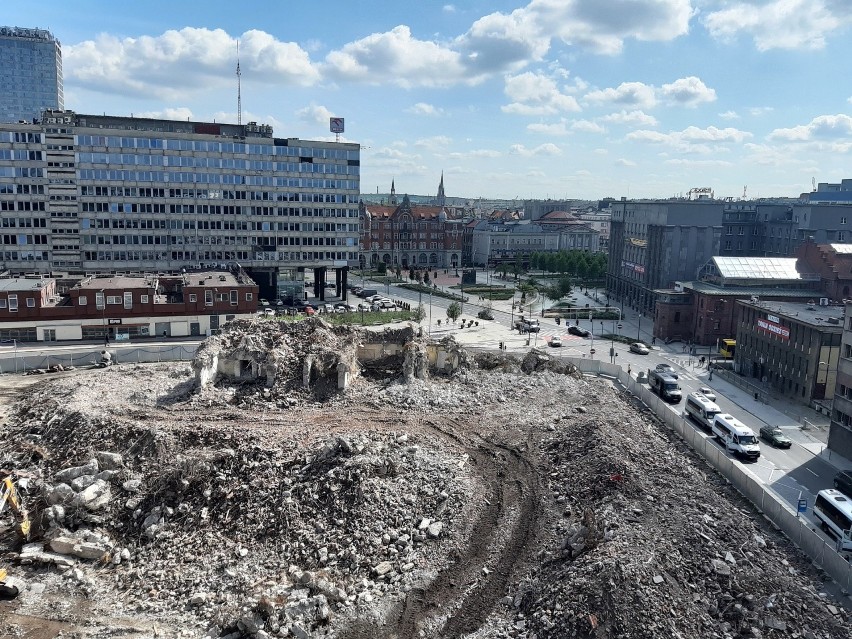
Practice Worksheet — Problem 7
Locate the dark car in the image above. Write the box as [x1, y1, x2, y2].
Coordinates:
[834, 470, 852, 496]
[655, 363, 678, 378]
[759, 425, 792, 449]
[567, 325, 590, 337]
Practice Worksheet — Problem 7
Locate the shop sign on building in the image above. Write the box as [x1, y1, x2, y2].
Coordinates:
[757, 317, 790, 340]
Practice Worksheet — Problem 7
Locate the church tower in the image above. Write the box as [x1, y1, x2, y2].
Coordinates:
[436, 172, 446, 207]
[390, 179, 398, 206]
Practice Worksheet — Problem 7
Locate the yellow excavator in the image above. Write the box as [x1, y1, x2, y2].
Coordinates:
[1, 473, 30, 598]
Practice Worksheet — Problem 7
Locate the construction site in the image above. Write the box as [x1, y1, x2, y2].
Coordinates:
[0, 317, 850, 639]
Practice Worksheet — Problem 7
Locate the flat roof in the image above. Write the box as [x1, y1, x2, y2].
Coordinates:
[684, 281, 821, 298]
[0, 278, 49, 292]
[76, 271, 248, 291]
[739, 299, 844, 329]
[829, 243, 852, 254]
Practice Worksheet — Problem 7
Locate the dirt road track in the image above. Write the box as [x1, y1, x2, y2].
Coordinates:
[339, 414, 543, 639]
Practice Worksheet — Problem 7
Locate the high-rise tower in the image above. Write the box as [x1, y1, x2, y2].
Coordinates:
[0, 27, 64, 123]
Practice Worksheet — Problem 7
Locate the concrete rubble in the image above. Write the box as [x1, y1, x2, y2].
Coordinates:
[0, 317, 848, 638]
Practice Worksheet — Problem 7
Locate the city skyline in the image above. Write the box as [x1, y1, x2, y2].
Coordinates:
[4, 0, 852, 201]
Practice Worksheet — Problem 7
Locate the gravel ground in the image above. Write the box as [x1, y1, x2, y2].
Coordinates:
[0, 319, 849, 639]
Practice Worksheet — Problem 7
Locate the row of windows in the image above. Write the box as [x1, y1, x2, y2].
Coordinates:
[78, 152, 350, 175]
[79, 250, 358, 262]
[0, 201, 46, 211]
[0, 132, 43, 144]
[79, 186, 354, 203]
[1, 234, 49, 245]
[76, 135, 358, 160]
[79, 203, 358, 218]
[1, 217, 47, 227]
[78, 169, 359, 189]
[0, 184, 45, 194]
[0, 150, 43, 161]
[81, 217, 358, 232]
[0, 167, 43, 178]
[79, 234, 355, 247]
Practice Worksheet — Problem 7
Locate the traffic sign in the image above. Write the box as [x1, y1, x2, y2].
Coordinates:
[590, 348, 596, 354]
[617, 323, 623, 330]
[797, 498, 807, 514]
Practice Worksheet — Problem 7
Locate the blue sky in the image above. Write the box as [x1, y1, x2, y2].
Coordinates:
[6, 0, 852, 201]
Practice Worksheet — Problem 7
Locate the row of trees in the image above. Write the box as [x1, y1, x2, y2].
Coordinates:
[529, 250, 607, 280]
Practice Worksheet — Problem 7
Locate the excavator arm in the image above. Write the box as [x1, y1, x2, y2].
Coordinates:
[1, 474, 30, 598]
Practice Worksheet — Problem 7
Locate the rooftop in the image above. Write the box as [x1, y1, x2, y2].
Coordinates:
[740, 299, 845, 329]
[712, 256, 803, 280]
[0, 278, 49, 293]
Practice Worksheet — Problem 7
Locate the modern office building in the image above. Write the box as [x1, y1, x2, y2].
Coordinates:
[0, 27, 63, 123]
[0, 110, 360, 302]
[830, 301, 852, 458]
[606, 199, 725, 316]
[734, 299, 841, 407]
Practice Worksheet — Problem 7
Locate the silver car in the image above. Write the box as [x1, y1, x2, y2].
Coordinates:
[629, 342, 650, 355]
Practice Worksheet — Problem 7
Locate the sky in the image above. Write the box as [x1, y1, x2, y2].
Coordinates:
[5, 0, 852, 202]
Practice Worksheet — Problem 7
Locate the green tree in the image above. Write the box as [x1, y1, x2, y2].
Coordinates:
[446, 301, 462, 323]
[413, 303, 426, 322]
[377, 262, 388, 275]
[395, 266, 402, 278]
[542, 283, 563, 309]
[423, 271, 431, 285]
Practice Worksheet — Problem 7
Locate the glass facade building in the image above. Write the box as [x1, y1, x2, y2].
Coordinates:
[0, 27, 63, 123]
[0, 111, 361, 286]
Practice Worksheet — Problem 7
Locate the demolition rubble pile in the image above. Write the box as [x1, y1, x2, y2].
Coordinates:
[0, 322, 849, 638]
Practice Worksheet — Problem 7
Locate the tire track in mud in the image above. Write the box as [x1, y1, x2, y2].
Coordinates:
[339, 413, 542, 639]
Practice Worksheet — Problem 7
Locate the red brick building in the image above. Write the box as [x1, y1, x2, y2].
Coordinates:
[0, 268, 258, 342]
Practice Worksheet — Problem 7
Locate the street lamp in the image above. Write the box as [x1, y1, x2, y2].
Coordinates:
[637, 313, 642, 341]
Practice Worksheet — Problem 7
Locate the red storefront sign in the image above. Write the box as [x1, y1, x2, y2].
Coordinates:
[757, 318, 789, 340]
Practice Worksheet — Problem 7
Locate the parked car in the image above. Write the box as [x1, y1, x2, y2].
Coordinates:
[357, 302, 371, 311]
[567, 325, 590, 337]
[834, 470, 852, 496]
[759, 426, 792, 449]
[629, 342, 649, 355]
[548, 336, 563, 347]
[263, 308, 276, 317]
[351, 287, 363, 295]
[696, 386, 717, 401]
[655, 363, 677, 378]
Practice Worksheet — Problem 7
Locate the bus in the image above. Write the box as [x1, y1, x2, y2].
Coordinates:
[719, 339, 736, 358]
[684, 392, 721, 430]
[813, 489, 852, 552]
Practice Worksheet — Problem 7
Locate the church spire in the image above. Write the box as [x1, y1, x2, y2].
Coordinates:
[390, 178, 397, 205]
[436, 172, 446, 207]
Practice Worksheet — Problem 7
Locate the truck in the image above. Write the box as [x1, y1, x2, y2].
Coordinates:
[515, 318, 540, 333]
[648, 369, 682, 404]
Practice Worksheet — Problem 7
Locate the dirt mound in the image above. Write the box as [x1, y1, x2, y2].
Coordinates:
[0, 327, 849, 638]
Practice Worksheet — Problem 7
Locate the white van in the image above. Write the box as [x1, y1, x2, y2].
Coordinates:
[684, 392, 721, 430]
[711, 413, 761, 461]
[813, 489, 852, 552]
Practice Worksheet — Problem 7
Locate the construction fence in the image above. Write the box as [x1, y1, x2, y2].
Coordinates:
[0, 343, 198, 375]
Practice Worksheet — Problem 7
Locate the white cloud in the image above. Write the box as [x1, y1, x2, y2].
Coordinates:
[509, 142, 563, 157]
[502, 72, 581, 115]
[66, 28, 319, 100]
[414, 135, 453, 150]
[324, 25, 468, 87]
[627, 125, 753, 152]
[527, 122, 570, 135]
[443, 4, 457, 13]
[719, 110, 740, 120]
[615, 158, 637, 167]
[664, 158, 734, 167]
[296, 104, 336, 126]
[448, 149, 502, 159]
[571, 119, 607, 134]
[660, 76, 716, 107]
[135, 107, 194, 120]
[407, 103, 444, 116]
[584, 82, 657, 109]
[768, 114, 852, 141]
[524, 0, 695, 55]
[703, 0, 852, 51]
[599, 110, 658, 127]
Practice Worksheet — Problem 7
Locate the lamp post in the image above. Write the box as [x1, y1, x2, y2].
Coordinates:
[637, 313, 642, 341]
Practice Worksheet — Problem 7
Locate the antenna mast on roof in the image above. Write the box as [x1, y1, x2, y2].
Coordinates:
[236, 40, 242, 126]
